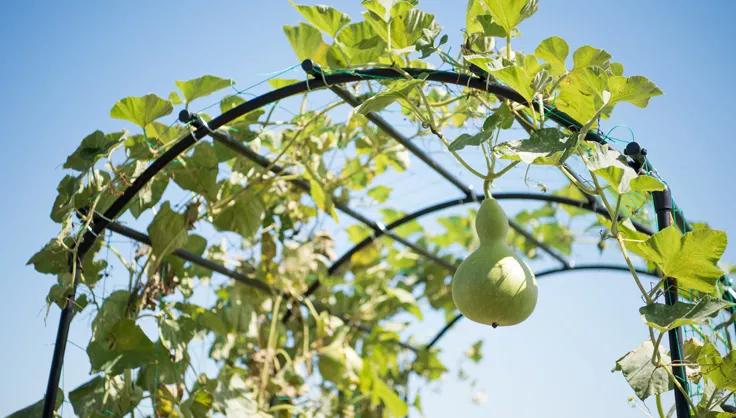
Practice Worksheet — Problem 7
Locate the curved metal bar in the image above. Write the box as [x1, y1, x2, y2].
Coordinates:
[308, 193, 652, 298]
[40, 66, 638, 414]
[424, 264, 660, 349]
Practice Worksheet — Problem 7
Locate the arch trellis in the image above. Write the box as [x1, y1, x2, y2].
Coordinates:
[39, 61, 728, 417]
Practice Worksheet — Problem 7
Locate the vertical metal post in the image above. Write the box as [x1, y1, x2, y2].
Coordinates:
[652, 187, 690, 418]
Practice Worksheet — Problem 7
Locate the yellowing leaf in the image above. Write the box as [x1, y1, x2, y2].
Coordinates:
[110, 94, 173, 128]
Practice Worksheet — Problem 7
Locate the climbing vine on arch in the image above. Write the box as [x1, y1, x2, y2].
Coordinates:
[13, 0, 735, 417]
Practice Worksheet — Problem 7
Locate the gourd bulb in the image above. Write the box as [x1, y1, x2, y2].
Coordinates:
[451, 198, 538, 326]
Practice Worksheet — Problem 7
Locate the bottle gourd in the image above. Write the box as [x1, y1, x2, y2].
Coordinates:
[451, 198, 538, 326]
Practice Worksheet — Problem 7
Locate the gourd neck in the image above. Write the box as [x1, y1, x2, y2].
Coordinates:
[475, 197, 509, 245]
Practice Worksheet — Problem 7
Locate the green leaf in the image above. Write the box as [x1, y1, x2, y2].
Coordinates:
[334, 21, 386, 65]
[373, 376, 408, 417]
[612, 340, 671, 400]
[582, 142, 637, 193]
[465, 0, 489, 34]
[608, 75, 663, 108]
[7, 389, 63, 418]
[367, 185, 392, 203]
[631, 225, 727, 294]
[169, 142, 219, 201]
[386, 287, 422, 319]
[268, 78, 300, 89]
[465, 340, 484, 363]
[305, 169, 338, 221]
[175, 75, 233, 104]
[698, 342, 736, 391]
[64, 131, 125, 171]
[535, 36, 568, 75]
[482, 102, 514, 131]
[483, 0, 528, 36]
[448, 131, 492, 151]
[283, 23, 329, 67]
[87, 319, 156, 374]
[148, 202, 189, 260]
[212, 188, 265, 239]
[640, 297, 732, 331]
[110, 94, 173, 128]
[572, 45, 611, 70]
[491, 65, 535, 102]
[495, 128, 567, 164]
[355, 78, 425, 115]
[629, 175, 665, 193]
[292, 2, 351, 37]
[69, 375, 143, 418]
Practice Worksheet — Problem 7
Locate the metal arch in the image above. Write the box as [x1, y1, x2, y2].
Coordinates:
[423, 264, 661, 349]
[39, 64, 653, 415]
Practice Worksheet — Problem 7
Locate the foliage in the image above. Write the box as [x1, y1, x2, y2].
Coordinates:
[16, 0, 733, 417]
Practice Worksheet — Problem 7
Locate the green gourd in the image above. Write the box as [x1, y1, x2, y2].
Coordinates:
[451, 198, 538, 327]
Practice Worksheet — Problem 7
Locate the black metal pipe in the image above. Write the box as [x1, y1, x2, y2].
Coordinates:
[425, 263, 662, 349]
[652, 187, 690, 418]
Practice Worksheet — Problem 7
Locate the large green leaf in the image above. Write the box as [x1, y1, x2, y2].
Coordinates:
[631, 225, 727, 294]
[169, 142, 219, 201]
[212, 188, 265, 239]
[69, 375, 143, 418]
[363, 2, 439, 52]
[607, 75, 662, 108]
[110, 94, 173, 128]
[283, 23, 329, 66]
[64, 131, 125, 172]
[175, 75, 233, 104]
[334, 21, 386, 65]
[7, 389, 63, 418]
[495, 128, 567, 164]
[640, 297, 732, 332]
[613, 340, 671, 400]
[147, 202, 189, 260]
[535, 36, 568, 75]
[87, 319, 156, 374]
[572, 45, 611, 70]
[482, 0, 528, 36]
[292, 2, 350, 37]
[698, 342, 736, 391]
[629, 174, 665, 193]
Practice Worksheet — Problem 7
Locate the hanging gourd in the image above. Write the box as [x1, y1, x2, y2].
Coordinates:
[451, 197, 538, 327]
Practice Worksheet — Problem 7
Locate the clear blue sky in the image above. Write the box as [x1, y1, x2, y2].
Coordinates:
[1, 1, 734, 417]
